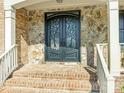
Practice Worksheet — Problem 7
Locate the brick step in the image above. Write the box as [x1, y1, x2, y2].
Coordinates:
[5, 77, 99, 91]
[13, 64, 97, 80]
[0, 86, 99, 93]
[115, 74, 124, 93]
[13, 70, 97, 80]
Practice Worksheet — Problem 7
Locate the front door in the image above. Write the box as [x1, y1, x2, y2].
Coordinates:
[45, 11, 80, 62]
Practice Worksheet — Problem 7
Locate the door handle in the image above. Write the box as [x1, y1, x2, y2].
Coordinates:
[63, 41, 66, 47]
[60, 41, 64, 47]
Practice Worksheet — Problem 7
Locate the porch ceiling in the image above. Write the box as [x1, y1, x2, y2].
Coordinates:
[7, 0, 124, 10]
[23, 0, 107, 10]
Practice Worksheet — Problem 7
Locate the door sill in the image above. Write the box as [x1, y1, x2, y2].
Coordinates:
[64, 62, 79, 65]
[45, 61, 80, 65]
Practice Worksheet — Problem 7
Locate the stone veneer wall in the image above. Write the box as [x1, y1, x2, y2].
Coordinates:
[28, 9, 44, 64]
[16, 9, 29, 64]
[27, 5, 108, 65]
[16, 5, 124, 65]
[0, 0, 4, 55]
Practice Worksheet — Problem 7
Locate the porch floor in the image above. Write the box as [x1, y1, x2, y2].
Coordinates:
[0, 64, 100, 93]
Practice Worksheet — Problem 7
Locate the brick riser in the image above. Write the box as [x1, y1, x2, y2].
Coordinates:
[13, 71, 97, 81]
[5, 77, 99, 91]
[0, 87, 99, 93]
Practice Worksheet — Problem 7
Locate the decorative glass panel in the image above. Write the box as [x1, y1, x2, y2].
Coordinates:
[119, 13, 124, 43]
[50, 18, 60, 50]
[65, 17, 77, 48]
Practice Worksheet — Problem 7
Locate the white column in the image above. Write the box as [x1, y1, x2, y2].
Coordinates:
[108, 0, 120, 76]
[5, 7, 16, 50]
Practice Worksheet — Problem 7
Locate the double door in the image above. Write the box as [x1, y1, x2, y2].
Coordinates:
[45, 12, 80, 62]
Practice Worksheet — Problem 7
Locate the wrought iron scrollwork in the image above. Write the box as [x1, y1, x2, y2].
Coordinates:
[65, 17, 77, 48]
[45, 11, 80, 61]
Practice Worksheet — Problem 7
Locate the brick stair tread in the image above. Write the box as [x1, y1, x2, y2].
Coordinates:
[0, 86, 99, 93]
[5, 77, 99, 91]
[13, 64, 97, 80]
[14, 64, 88, 74]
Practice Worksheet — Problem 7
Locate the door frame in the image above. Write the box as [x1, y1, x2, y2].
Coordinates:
[44, 10, 81, 62]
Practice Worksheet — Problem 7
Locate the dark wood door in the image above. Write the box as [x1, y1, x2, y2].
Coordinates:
[45, 11, 80, 62]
